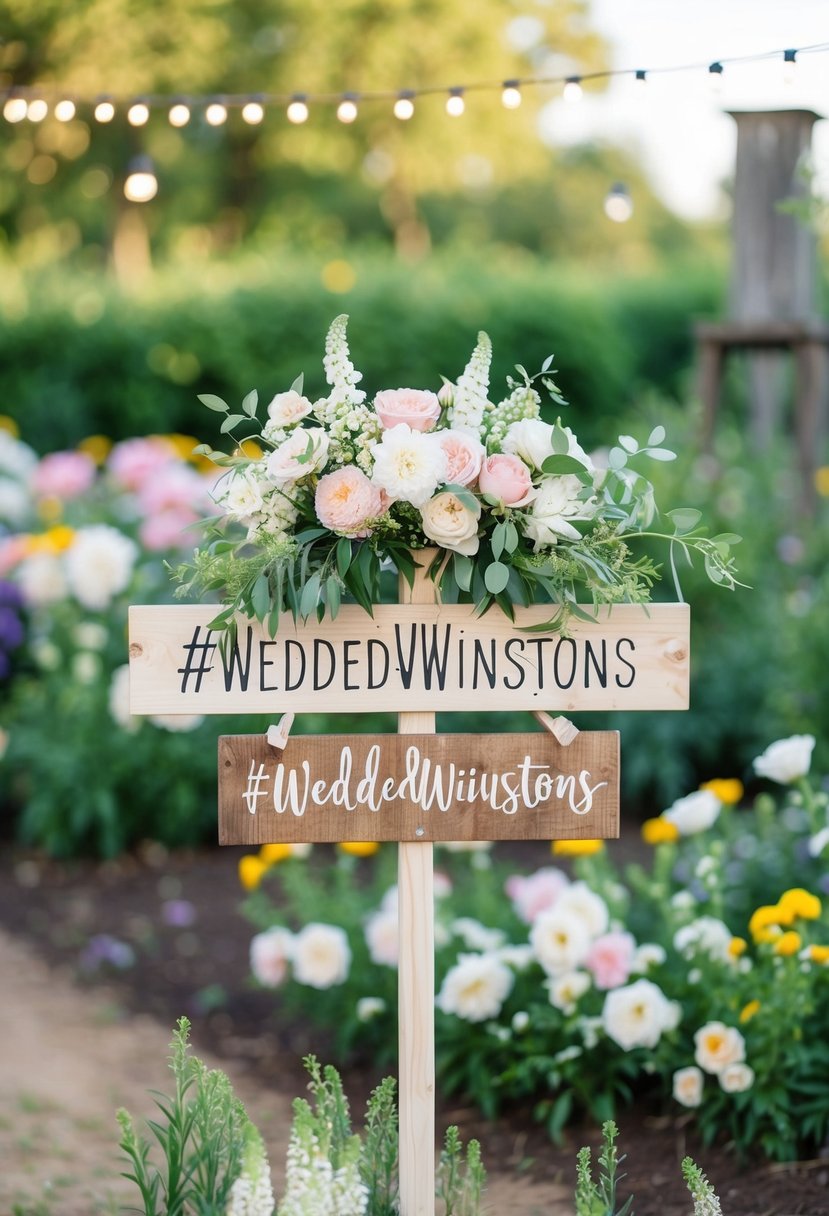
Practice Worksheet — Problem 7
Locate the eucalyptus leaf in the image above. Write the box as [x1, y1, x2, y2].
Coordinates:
[336, 536, 352, 578]
[608, 447, 628, 470]
[443, 483, 481, 515]
[648, 425, 666, 446]
[197, 393, 229, 413]
[618, 434, 638, 453]
[484, 561, 510, 594]
[453, 552, 473, 592]
[299, 574, 321, 619]
[668, 508, 702, 534]
[242, 389, 259, 418]
[290, 373, 305, 396]
[220, 414, 248, 433]
[644, 447, 677, 462]
[541, 354, 555, 372]
[326, 575, 342, 618]
[551, 423, 570, 455]
[541, 454, 588, 476]
[250, 574, 271, 622]
[491, 521, 506, 561]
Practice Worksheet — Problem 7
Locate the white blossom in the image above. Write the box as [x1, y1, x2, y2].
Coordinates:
[664, 789, 721, 836]
[601, 978, 676, 1050]
[753, 735, 815, 784]
[65, 524, 137, 610]
[292, 923, 351, 989]
[530, 907, 591, 977]
[437, 952, 513, 1022]
[448, 331, 492, 435]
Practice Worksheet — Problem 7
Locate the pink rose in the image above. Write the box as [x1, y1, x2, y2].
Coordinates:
[139, 508, 200, 551]
[478, 453, 534, 506]
[108, 437, 175, 491]
[138, 463, 210, 514]
[315, 466, 387, 537]
[505, 868, 569, 924]
[438, 429, 485, 486]
[31, 451, 96, 501]
[266, 427, 329, 483]
[375, 388, 441, 432]
[585, 931, 636, 990]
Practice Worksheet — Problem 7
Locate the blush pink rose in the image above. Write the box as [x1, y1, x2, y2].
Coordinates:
[108, 437, 175, 491]
[505, 868, 569, 924]
[478, 453, 534, 506]
[375, 388, 441, 432]
[585, 931, 636, 990]
[315, 466, 387, 537]
[138, 463, 210, 514]
[139, 508, 200, 551]
[31, 451, 96, 501]
[438, 429, 485, 486]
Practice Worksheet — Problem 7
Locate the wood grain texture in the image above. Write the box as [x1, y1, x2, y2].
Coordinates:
[217, 732, 620, 844]
[128, 601, 690, 715]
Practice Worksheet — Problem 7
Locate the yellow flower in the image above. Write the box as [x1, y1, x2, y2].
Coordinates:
[774, 931, 802, 957]
[808, 945, 829, 965]
[748, 904, 786, 942]
[77, 434, 113, 464]
[728, 936, 747, 958]
[641, 817, 680, 846]
[739, 999, 761, 1023]
[699, 778, 743, 805]
[338, 841, 380, 857]
[238, 855, 268, 891]
[259, 843, 294, 865]
[0, 414, 20, 437]
[778, 888, 821, 922]
[236, 439, 263, 460]
[44, 525, 75, 553]
[815, 466, 829, 497]
[166, 433, 201, 462]
[552, 839, 604, 857]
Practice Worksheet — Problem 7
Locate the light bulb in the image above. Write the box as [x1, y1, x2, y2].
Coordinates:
[127, 101, 150, 126]
[3, 96, 28, 123]
[242, 100, 265, 124]
[393, 92, 415, 120]
[54, 98, 76, 122]
[27, 98, 48, 122]
[124, 156, 158, 203]
[563, 77, 583, 103]
[94, 98, 115, 123]
[604, 182, 633, 223]
[169, 102, 191, 127]
[445, 88, 465, 117]
[205, 101, 228, 125]
[708, 62, 724, 93]
[337, 96, 358, 123]
[286, 96, 309, 124]
[501, 81, 522, 109]
[783, 49, 797, 86]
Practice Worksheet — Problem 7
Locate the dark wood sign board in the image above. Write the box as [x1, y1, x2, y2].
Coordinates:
[218, 731, 619, 844]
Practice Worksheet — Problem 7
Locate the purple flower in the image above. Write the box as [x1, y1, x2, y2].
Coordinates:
[0, 581, 23, 609]
[0, 605, 24, 650]
[161, 899, 197, 928]
[79, 934, 135, 971]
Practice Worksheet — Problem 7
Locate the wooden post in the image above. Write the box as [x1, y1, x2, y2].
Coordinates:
[397, 551, 437, 1216]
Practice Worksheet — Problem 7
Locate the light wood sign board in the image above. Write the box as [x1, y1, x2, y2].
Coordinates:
[129, 603, 689, 715]
[218, 731, 620, 844]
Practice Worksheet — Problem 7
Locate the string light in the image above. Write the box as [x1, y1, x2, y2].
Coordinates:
[54, 98, 76, 122]
[783, 48, 797, 85]
[27, 98, 48, 122]
[708, 61, 724, 92]
[501, 80, 522, 109]
[205, 100, 228, 125]
[123, 155, 158, 203]
[242, 100, 265, 124]
[604, 182, 633, 223]
[127, 101, 150, 126]
[563, 76, 583, 102]
[168, 101, 191, 127]
[336, 94, 359, 123]
[445, 87, 465, 116]
[93, 98, 115, 123]
[3, 96, 28, 123]
[393, 91, 415, 120]
[286, 95, 309, 124]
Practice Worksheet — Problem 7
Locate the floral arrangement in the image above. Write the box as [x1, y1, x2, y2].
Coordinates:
[240, 733, 829, 1162]
[173, 316, 740, 634]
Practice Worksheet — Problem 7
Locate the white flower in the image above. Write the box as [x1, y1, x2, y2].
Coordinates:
[448, 331, 492, 435]
[511, 1010, 530, 1033]
[503, 419, 593, 472]
[356, 996, 386, 1022]
[671, 890, 696, 912]
[547, 969, 591, 1014]
[555, 882, 609, 939]
[719, 1062, 755, 1093]
[420, 491, 481, 556]
[266, 427, 329, 484]
[292, 923, 351, 988]
[664, 789, 721, 836]
[450, 918, 505, 952]
[0, 477, 29, 524]
[694, 1022, 745, 1075]
[673, 1065, 704, 1108]
[214, 467, 267, 520]
[578, 1015, 603, 1049]
[809, 826, 829, 857]
[109, 665, 140, 734]
[226, 1123, 274, 1216]
[632, 943, 667, 973]
[150, 713, 204, 732]
[0, 431, 37, 477]
[267, 389, 314, 428]
[364, 906, 398, 967]
[17, 554, 67, 606]
[74, 622, 109, 650]
[65, 525, 137, 610]
[250, 926, 294, 988]
[369, 424, 447, 507]
[673, 917, 733, 963]
[530, 907, 591, 976]
[437, 952, 513, 1022]
[524, 475, 596, 547]
[753, 735, 815, 784]
[496, 944, 535, 970]
[601, 978, 676, 1050]
[72, 652, 100, 684]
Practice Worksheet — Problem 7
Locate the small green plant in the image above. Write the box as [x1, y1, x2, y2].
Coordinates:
[681, 1157, 723, 1216]
[574, 1121, 632, 1216]
[436, 1125, 487, 1216]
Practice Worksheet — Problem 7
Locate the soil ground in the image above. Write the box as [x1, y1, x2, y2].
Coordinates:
[1, 845, 828, 1216]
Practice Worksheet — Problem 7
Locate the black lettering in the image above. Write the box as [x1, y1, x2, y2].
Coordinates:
[313, 638, 335, 691]
[259, 640, 279, 692]
[503, 637, 526, 690]
[615, 637, 636, 688]
[472, 638, 497, 689]
[420, 624, 451, 690]
[553, 638, 577, 689]
[395, 624, 417, 689]
[344, 639, 360, 691]
[458, 637, 464, 689]
[220, 627, 252, 691]
[526, 638, 552, 690]
[584, 639, 608, 688]
[285, 639, 306, 692]
[367, 640, 390, 689]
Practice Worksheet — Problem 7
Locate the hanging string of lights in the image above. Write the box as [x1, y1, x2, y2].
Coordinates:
[2, 41, 828, 127]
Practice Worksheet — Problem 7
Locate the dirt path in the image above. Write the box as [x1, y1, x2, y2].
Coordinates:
[0, 926, 563, 1215]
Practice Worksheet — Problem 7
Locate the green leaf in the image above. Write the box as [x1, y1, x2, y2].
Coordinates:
[453, 552, 473, 592]
[299, 574, 321, 619]
[220, 413, 248, 434]
[336, 536, 352, 578]
[484, 561, 510, 594]
[648, 424, 666, 445]
[294, 527, 328, 545]
[504, 520, 520, 553]
[645, 447, 677, 462]
[608, 447, 628, 470]
[541, 454, 588, 476]
[712, 532, 742, 545]
[197, 393, 229, 413]
[618, 434, 638, 453]
[250, 574, 270, 622]
[192, 443, 213, 455]
[668, 508, 702, 534]
[491, 520, 507, 561]
[541, 354, 555, 372]
[443, 483, 481, 516]
[290, 373, 305, 396]
[242, 389, 259, 417]
[326, 575, 341, 618]
[551, 423, 570, 455]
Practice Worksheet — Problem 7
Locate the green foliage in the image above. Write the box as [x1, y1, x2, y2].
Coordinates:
[681, 1157, 722, 1216]
[436, 1126, 486, 1216]
[574, 1122, 632, 1216]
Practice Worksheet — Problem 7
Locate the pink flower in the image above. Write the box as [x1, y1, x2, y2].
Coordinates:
[266, 427, 329, 483]
[0, 536, 28, 576]
[139, 508, 200, 551]
[585, 931, 636, 990]
[108, 437, 175, 491]
[250, 926, 294, 988]
[138, 464, 211, 515]
[505, 867, 569, 924]
[438, 429, 485, 486]
[315, 466, 387, 537]
[375, 388, 441, 432]
[31, 451, 96, 501]
[478, 453, 534, 506]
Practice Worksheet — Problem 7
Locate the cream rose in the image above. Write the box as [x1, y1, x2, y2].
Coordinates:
[266, 389, 314, 428]
[420, 491, 480, 556]
[437, 429, 485, 486]
[375, 388, 441, 432]
[753, 735, 816, 784]
[719, 1062, 755, 1093]
[672, 1065, 704, 1108]
[266, 427, 329, 484]
[664, 789, 721, 836]
[478, 453, 534, 506]
[693, 1021, 745, 1074]
[524, 476, 597, 548]
[315, 466, 386, 537]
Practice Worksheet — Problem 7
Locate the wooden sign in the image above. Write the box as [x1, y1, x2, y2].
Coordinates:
[129, 602, 689, 715]
[218, 731, 619, 844]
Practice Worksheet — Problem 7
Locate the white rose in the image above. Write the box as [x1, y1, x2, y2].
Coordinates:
[719, 1062, 755, 1093]
[673, 917, 732, 963]
[250, 926, 294, 988]
[370, 425, 447, 507]
[664, 789, 721, 836]
[420, 491, 480, 556]
[292, 922, 351, 988]
[672, 1065, 704, 1108]
[65, 525, 137, 611]
[632, 943, 667, 973]
[150, 713, 204, 732]
[524, 475, 597, 548]
[214, 467, 266, 520]
[753, 735, 815, 784]
[554, 882, 609, 938]
[450, 918, 505, 952]
[601, 978, 676, 1050]
[108, 667, 141, 734]
[547, 969, 592, 1014]
[17, 554, 67, 606]
[266, 389, 314, 428]
[364, 907, 398, 967]
[693, 1021, 745, 1074]
[530, 907, 591, 976]
[356, 997, 386, 1022]
[503, 419, 593, 472]
[266, 427, 329, 484]
[436, 952, 513, 1022]
[0, 477, 29, 525]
